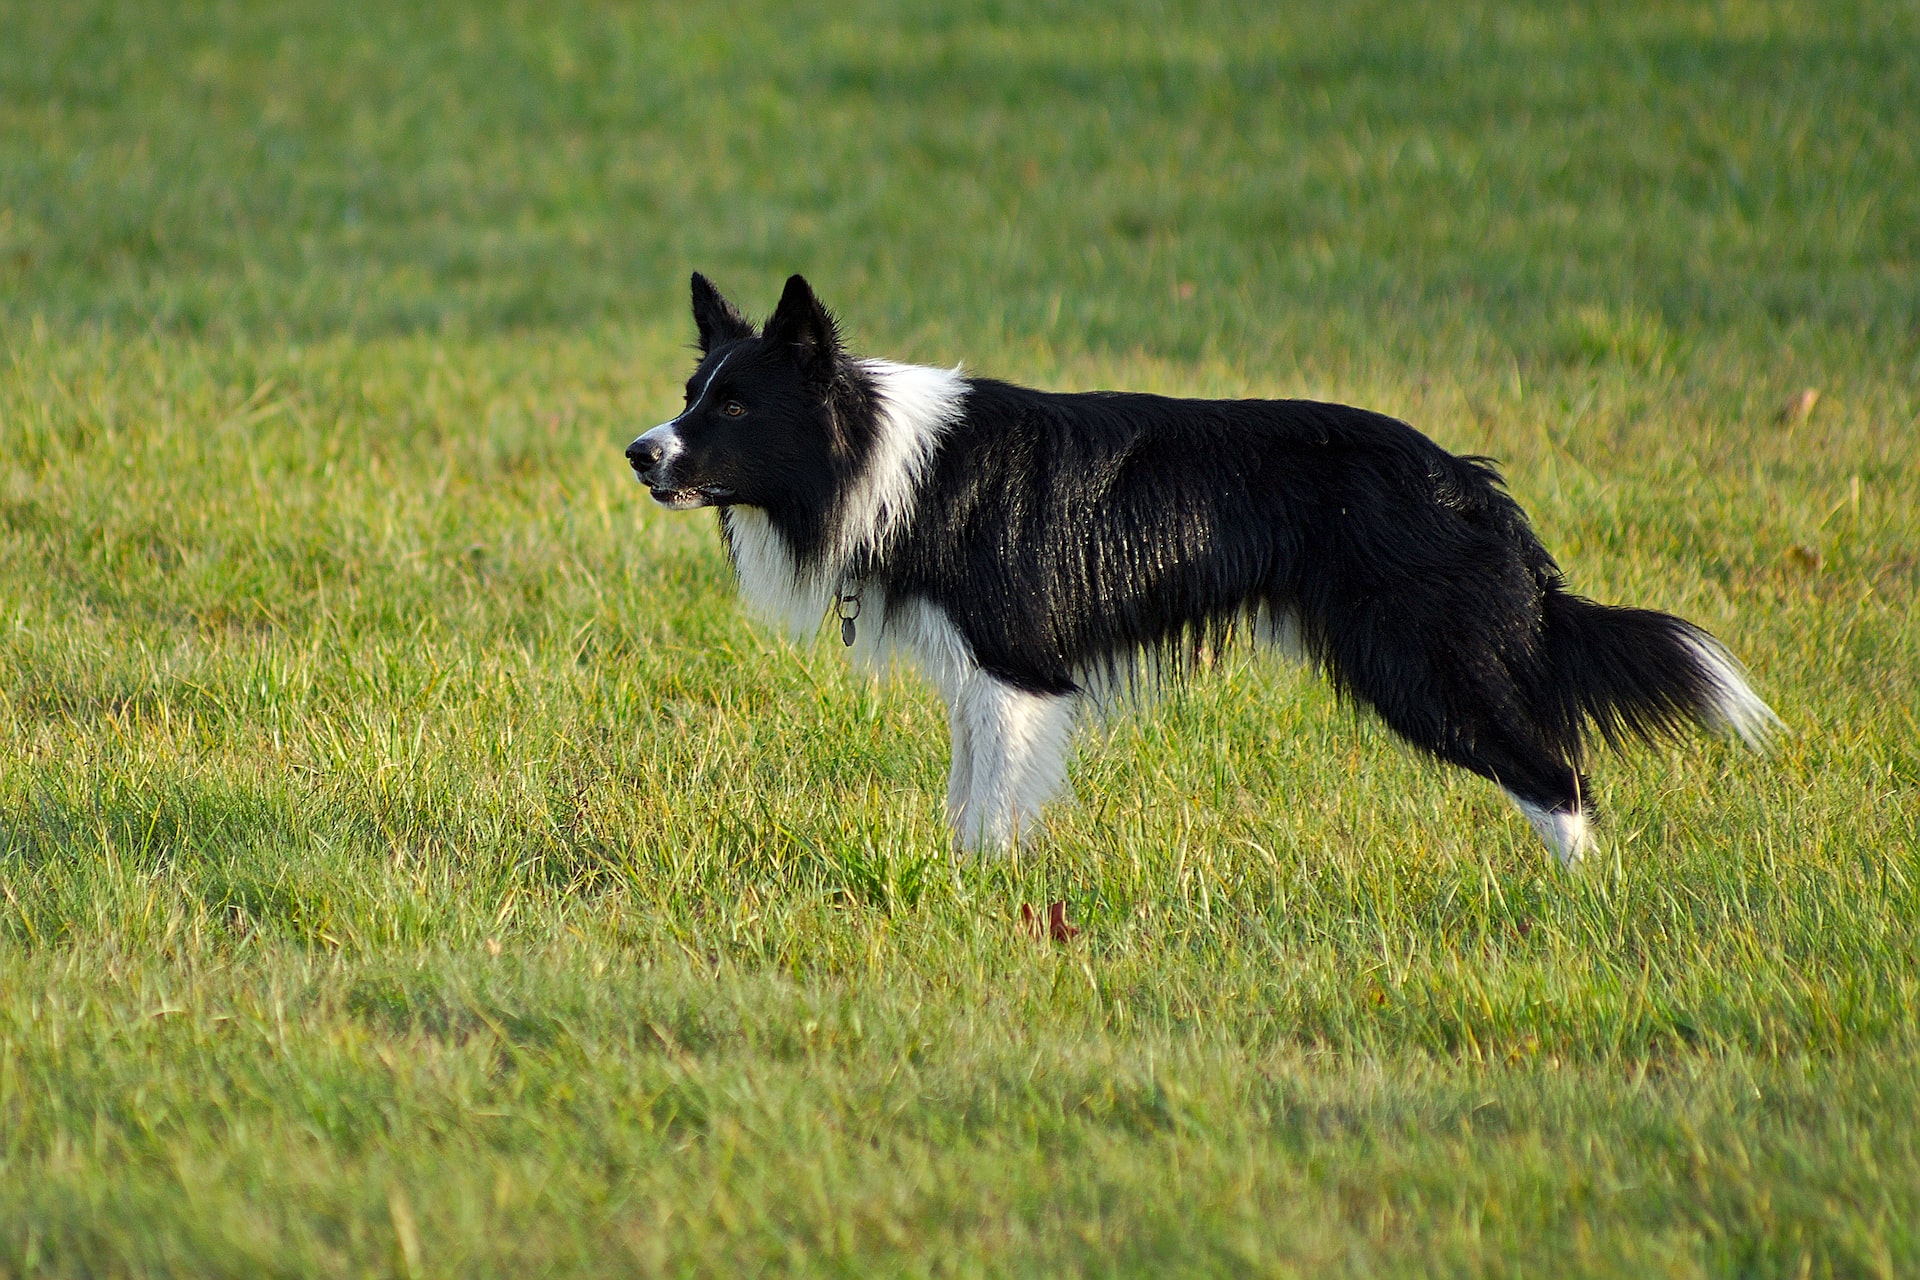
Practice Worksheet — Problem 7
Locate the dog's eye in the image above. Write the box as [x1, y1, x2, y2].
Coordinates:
[720, 400, 746, 418]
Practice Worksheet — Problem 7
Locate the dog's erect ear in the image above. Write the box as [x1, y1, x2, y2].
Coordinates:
[761, 274, 842, 380]
[690, 272, 755, 353]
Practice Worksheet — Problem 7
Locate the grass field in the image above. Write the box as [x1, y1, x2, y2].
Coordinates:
[3, 0, 1918, 1274]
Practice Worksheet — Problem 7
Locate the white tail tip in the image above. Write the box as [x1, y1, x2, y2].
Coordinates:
[1684, 634, 1785, 749]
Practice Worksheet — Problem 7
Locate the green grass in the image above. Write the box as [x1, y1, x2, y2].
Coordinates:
[2, 0, 1918, 1274]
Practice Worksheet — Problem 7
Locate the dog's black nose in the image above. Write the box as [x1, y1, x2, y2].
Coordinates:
[626, 438, 663, 474]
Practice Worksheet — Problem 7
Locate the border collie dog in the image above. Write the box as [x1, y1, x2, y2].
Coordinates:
[628, 274, 1777, 866]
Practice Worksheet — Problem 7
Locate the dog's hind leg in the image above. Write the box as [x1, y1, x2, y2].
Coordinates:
[1381, 693, 1596, 866]
[1430, 716, 1595, 866]
[1428, 725, 1596, 868]
[1324, 623, 1597, 866]
[949, 674, 1080, 853]
[1406, 709, 1596, 867]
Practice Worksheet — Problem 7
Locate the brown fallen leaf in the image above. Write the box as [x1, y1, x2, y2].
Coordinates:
[1786, 544, 1822, 573]
[1779, 387, 1820, 424]
[1019, 901, 1080, 944]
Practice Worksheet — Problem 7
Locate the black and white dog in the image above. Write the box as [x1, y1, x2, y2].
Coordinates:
[627, 274, 1776, 866]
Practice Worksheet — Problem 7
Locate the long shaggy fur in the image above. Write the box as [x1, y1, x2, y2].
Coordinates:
[628, 274, 1779, 866]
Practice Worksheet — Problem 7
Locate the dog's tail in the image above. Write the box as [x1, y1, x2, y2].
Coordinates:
[1538, 590, 1782, 758]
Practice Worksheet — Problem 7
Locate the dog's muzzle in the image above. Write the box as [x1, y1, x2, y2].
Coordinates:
[625, 433, 666, 480]
[626, 424, 728, 509]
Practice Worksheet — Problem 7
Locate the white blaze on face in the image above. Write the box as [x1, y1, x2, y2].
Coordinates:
[632, 349, 742, 507]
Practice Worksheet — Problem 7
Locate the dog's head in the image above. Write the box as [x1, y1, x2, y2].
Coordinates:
[626, 273, 846, 510]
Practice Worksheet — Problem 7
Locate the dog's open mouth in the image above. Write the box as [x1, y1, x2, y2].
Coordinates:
[649, 485, 734, 509]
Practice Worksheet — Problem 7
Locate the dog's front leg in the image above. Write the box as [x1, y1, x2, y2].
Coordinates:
[949, 673, 1079, 853]
[945, 696, 975, 835]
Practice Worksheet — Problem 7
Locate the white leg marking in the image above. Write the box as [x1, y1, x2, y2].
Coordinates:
[829, 592, 1006, 844]
[1507, 791, 1595, 869]
[953, 675, 1080, 853]
[946, 698, 975, 831]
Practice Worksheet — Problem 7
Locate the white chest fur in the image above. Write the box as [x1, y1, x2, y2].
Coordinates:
[722, 507, 831, 638]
